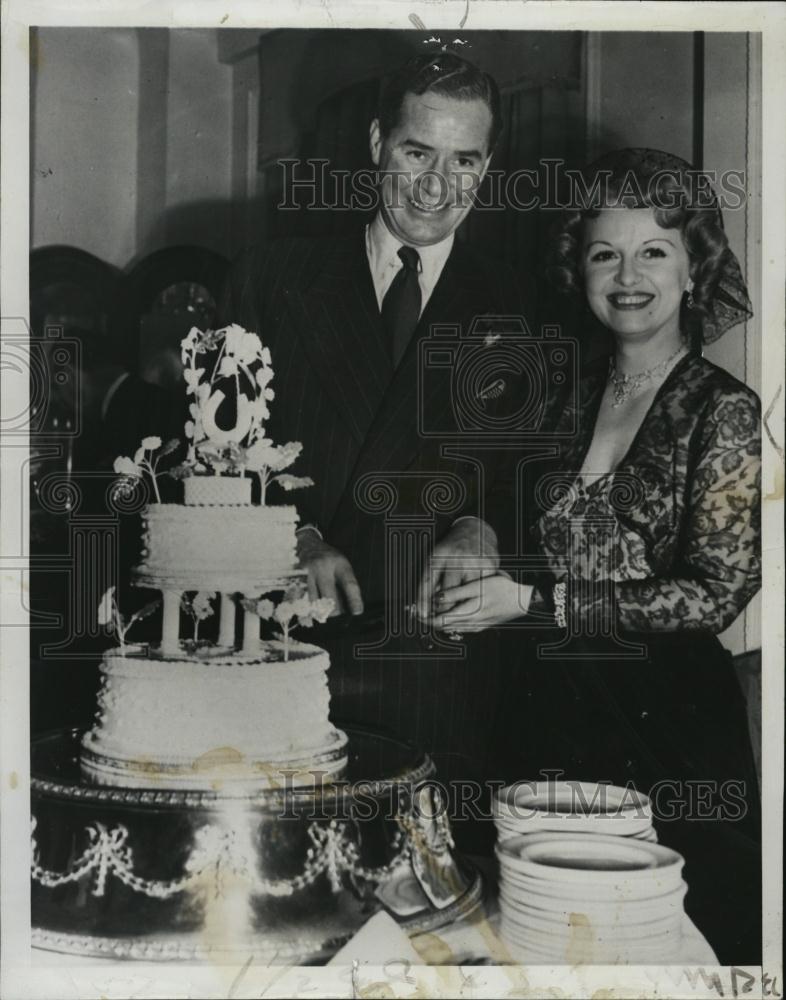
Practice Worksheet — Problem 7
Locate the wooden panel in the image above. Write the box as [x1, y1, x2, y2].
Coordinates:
[702, 33, 762, 657]
[585, 32, 695, 163]
[135, 29, 169, 257]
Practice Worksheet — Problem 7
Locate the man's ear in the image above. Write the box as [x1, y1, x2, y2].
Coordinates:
[369, 119, 382, 167]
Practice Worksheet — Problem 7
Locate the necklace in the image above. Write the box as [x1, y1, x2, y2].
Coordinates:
[608, 346, 686, 408]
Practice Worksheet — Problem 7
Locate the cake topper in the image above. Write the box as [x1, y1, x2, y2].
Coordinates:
[181, 324, 272, 463]
[175, 324, 314, 501]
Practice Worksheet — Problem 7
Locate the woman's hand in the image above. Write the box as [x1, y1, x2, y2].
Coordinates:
[415, 517, 500, 620]
[423, 574, 534, 633]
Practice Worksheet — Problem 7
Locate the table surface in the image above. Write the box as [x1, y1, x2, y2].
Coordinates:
[410, 902, 717, 966]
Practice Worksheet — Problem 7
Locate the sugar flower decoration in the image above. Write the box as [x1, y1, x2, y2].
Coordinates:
[242, 583, 333, 661]
[180, 591, 216, 642]
[97, 586, 160, 655]
[243, 438, 313, 503]
[113, 436, 178, 503]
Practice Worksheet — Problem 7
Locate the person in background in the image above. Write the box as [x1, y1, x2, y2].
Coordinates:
[33, 279, 180, 475]
[30, 280, 182, 734]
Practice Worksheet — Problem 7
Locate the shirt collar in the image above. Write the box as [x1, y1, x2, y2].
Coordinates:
[366, 212, 455, 280]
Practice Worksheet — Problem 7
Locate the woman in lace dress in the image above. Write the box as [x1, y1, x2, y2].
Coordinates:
[425, 149, 762, 963]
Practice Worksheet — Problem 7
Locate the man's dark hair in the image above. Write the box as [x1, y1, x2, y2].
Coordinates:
[376, 52, 502, 152]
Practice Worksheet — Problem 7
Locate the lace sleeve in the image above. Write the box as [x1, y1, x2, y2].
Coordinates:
[580, 387, 762, 633]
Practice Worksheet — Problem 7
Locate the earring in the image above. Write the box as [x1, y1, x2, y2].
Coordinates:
[686, 287, 695, 309]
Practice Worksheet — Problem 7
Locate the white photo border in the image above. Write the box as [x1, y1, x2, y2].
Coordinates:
[2, 2, 783, 998]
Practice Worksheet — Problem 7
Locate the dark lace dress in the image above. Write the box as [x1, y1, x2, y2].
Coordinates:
[497, 352, 762, 964]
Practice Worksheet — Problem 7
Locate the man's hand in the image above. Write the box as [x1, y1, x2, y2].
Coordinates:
[296, 527, 364, 617]
[416, 517, 500, 620]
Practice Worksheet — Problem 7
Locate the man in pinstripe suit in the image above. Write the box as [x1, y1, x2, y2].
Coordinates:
[223, 53, 533, 846]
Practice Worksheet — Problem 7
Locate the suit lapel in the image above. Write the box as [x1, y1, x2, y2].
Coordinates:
[347, 242, 497, 480]
[283, 232, 392, 445]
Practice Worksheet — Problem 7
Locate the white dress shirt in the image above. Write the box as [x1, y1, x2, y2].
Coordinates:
[365, 213, 454, 316]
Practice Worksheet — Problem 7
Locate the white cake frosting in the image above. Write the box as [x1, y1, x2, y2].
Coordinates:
[134, 502, 300, 592]
[82, 641, 347, 789]
[184, 475, 252, 506]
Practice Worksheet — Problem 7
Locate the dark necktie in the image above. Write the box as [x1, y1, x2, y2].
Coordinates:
[381, 246, 421, 368]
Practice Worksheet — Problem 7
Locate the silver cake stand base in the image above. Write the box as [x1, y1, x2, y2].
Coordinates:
[31, 728, 484, 963]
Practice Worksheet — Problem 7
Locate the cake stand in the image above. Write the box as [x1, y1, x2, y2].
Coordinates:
[31, 726, 483, 963]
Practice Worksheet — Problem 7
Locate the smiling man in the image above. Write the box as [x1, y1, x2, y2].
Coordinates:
[222, 53, 534, 832]
[370, 86, 494, 247]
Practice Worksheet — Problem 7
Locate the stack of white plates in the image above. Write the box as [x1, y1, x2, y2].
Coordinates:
[492, 781, 657, 843]
[496, 832, 687, 964]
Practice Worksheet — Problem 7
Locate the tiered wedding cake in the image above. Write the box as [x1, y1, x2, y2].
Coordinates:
[80, 324, 348, 789]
